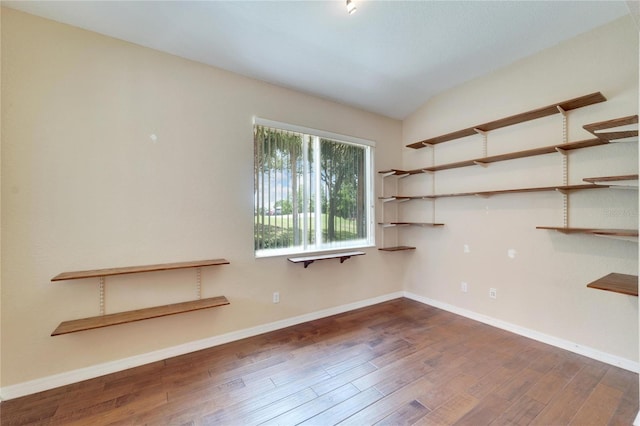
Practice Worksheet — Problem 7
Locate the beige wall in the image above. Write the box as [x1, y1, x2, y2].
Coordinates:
[1, 7, 638, 395]
[0, 8, 404, 388]
[402, 17, 638, 363]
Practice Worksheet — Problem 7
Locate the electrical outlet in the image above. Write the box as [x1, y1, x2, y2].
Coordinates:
[489, 288, 497, 299]
[273, 292, 280, 303]
[461, 282, 468, 293]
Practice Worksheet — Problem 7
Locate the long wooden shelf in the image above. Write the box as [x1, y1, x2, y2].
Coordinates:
[288, 251, 365, 268]
[52, 259, 230, 281]
[536, 227, 639, 238]
[407, 92, 606, 149]
[379, 222, 445, 227]
[583, 115, 638, 142]
[408, 138, 607, 173]
[381, 138, 610, 177]
[586, 273, 638, 297]
[52, 296, 230, 336]
[378, 246, 416, 252]
[383, 184, 608, 202]
[435, 184, 608, 198]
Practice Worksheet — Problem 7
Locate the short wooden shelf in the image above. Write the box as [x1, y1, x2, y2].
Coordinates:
[583, 174, 638, 188]
[407, 92, 606, 149]
[586, 273, 638, 297]
[51, 296, 230, 336]
[536, 227, 639, 238]
[288, 251, 365, 268]
[583, 115, 638, 142]
[378, 222, 445, 227]
[378, 246, 416, 252]
[52, 258, 230, 281]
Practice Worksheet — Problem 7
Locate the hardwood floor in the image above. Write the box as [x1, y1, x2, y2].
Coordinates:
[2, 298, 637, 425]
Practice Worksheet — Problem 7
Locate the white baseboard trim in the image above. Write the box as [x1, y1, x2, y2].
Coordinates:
[404, 291, 640, 373]
[0, 291, 404, 401]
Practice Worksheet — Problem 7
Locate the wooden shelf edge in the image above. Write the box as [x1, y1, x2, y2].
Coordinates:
[586, 273, 638, 297]
[378, 222, 444, 227]
[407, 92, 606, 149]
[431, 184, 607, 199]
[288, 251, 365, 268]
[52, 259, 230, 281]
[408, 138, 606, 173]
[536, 227, 639, 238]
[51, 296, 230, 336]
[583, 174, 638, 184]
[378, 246, 416, 252]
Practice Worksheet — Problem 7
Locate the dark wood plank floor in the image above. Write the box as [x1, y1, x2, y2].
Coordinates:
[2, 298, 637, 425]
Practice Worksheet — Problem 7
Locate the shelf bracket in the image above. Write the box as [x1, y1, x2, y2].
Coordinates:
[555, 147, 568, 156]
[99, 276, 105, 316]
[556, 105, 568, 117]
[422, 142, 435, 149]
[473, 160, 489, 168]
[196, 267, 202, 300]
[557, 105, 569, 227]
[474, 128, 488, 158]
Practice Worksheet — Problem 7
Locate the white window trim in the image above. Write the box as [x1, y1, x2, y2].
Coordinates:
[254, 117, 376, 148]
[253, 117, 376, 258]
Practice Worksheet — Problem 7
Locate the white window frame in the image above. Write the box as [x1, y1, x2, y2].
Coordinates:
[254, 117, 376, 258]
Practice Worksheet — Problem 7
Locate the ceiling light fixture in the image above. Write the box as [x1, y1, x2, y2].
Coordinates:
[346, 0, 357, 15]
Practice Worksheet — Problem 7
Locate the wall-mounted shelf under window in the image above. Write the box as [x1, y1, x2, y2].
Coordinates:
[288, 251, 365, 268]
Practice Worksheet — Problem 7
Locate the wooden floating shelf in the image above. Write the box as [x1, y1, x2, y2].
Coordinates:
[288, 251, 365, 268]
[378, 222, 445, 227]
[52, 258, 230, 281]
[378, 169, 411, 177]
[536, 227, 639, 238]
[586, 273, 638, 297]
[583, 174, 638, 188]
[378, 246, 416, 252]
[407, 138, 607, 174]
[583, 115, 638, 142]
[407, 92, 606, 149]
[383, 184, 608, 201]
[52, 296, 230, 336]
[379, 196, 411, 203]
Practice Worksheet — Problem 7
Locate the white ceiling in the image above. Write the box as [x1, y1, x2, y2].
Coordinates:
[3, 1, 632, 119]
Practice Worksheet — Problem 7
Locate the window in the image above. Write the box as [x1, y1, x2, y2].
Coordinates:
[254, 118, 374, 257]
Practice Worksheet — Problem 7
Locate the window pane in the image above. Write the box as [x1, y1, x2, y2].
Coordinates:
[254, 126, 306, 252]
[320, 139, 367, 246]
[254, 122, 372, 257]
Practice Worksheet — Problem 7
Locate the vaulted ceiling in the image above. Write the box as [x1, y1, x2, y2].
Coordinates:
[3, 1, 633, 119]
